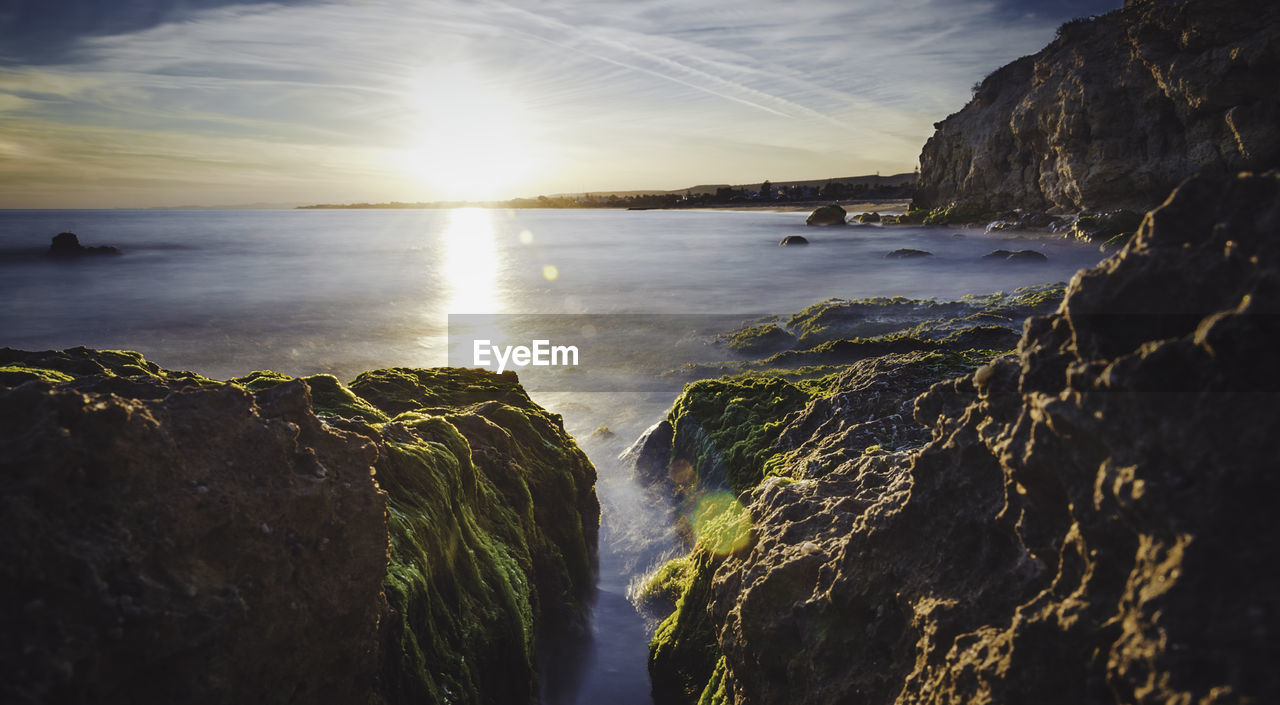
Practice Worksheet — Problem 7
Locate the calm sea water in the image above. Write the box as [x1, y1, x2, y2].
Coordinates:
[0, 208, 1105, 704]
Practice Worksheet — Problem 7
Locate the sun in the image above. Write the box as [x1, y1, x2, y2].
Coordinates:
[399, 65, 541, 201]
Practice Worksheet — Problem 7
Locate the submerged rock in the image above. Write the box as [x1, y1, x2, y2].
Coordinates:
[855, 212, 880, 223]
[46, 232, 121, 257]
[914, 0, 1280, 213]
[1006, 249, 1048, 262]
[778, 235, 809, 246]
[648, 171, 1280, 704]
[885, 248, 932, 259]
[804, 205, 846, 226]
[0, 350, 599, 705]
[983, 248, 1048, 262]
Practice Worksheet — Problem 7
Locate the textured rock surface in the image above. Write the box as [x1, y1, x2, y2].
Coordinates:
[914, 0, 1280, 213]
[0, 350, 599, 705]
[688, 172, 1280, 704]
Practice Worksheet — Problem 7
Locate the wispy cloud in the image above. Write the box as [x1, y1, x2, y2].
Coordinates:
[0, 0, 1120, 207]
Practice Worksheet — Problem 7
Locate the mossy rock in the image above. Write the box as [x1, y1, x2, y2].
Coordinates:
[649, 550, 724, 705]
[2, 347, 598, 705]
[722, 323, 796, 355]
[667, 376, 823, 496]
[922, 202, 996, 225]
[232, 370, 389, 423]
[0, 347, 216, 386]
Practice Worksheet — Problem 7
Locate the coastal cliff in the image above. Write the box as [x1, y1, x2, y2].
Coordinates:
[913, 0, 1280, 213]
[641, 171, 1280, 704]
[0, 351, 598, 705]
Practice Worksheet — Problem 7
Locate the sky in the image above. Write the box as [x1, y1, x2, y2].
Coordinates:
[0, 0, 1121, 208]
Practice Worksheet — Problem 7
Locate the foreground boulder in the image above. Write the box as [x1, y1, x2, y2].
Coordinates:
[804, 205, 846, 226]
[644, 171, 1280, 703]
[0, 350, 598, 705]
[913, 0, 1280, 213]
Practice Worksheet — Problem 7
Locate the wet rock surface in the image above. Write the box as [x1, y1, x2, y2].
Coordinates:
[914, 0, 1280, 213]
[667, 172, 1280, 704]
[0, 351, 599, 705]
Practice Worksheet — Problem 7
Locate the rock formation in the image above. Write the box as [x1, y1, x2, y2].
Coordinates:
[913, 0, 1280, 213]
[642, 170, 1280, 703]
[0, 349, 598, 705]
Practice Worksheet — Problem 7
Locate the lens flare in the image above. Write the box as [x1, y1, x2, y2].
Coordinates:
[691, 490, 752, 556]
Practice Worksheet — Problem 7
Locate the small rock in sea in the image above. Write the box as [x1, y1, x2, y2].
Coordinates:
[47, 232, 122, 258]
[856, 212, 881, 223]
[885, 248, 933, 259]
[1007, 249, 1048, 262]
[805, 205, 847, 226]
[953, 232, 965, 238]
[982, 249, 1048, 262]
[780, 235, 810, 246]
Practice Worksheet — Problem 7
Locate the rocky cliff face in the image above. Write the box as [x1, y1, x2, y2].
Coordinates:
[643, 170, 1280, 704]
[913, 0, 1280, 213]
[0, 350, 598, 705]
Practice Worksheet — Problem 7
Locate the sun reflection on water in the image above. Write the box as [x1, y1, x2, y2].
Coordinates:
[442, 207, 501, 315]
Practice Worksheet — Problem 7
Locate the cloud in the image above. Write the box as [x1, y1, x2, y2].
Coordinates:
[0, 0, 1122, 206]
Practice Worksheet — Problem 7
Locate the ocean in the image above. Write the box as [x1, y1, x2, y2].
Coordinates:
[0, 207, 1106, 704]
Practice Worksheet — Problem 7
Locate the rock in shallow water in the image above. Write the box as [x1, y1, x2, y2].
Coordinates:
[804, 205, 847, 226]
[983, 248, 1048, 262]
[46, 232, 121, 257]
[779, 235, 810, 246]
[885, 248, 932, 259]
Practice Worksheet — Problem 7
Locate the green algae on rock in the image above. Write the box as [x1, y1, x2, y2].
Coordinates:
[0, 350, 598, 705]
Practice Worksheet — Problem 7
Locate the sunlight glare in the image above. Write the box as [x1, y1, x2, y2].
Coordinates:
[401, 65, 541, 201]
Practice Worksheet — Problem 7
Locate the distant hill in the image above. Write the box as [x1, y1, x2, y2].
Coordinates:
[551, 172, 917, 199]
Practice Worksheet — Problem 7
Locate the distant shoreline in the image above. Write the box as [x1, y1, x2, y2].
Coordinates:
[293, 199, 912, 213]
